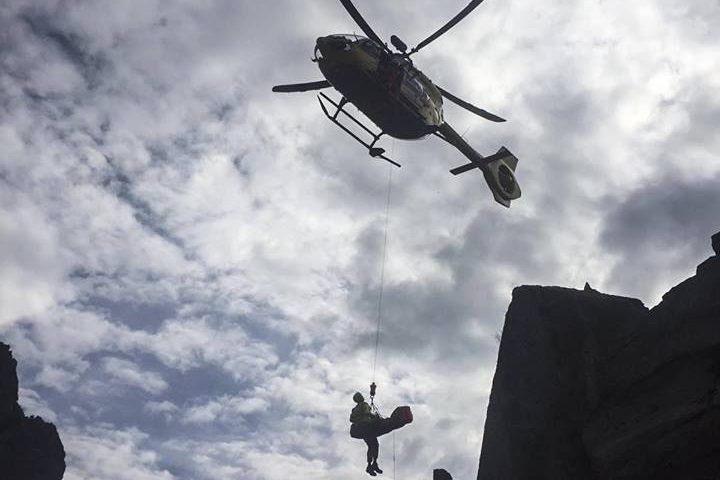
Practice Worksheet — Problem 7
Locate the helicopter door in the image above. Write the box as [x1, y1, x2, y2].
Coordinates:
[378, 53, 404, 95]
[402, 77, 428, 109]
[389, 64, 404, 96]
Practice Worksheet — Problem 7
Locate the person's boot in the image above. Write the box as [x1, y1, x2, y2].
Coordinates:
[372, 462, 383, 474]
[366, 464, 377, 476]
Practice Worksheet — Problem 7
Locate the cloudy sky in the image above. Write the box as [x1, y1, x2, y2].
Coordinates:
[1, 0, 719, 479]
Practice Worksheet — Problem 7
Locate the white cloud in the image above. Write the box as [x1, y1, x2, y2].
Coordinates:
[181, 395, 269, 425]
[18, 386, 58, 423]
[0, 190, 74, 325]
[145, 400, 179, 416]
[62, 426, 175, 480]
[134, 317, 279, 380]
[103, 357, 168, 395]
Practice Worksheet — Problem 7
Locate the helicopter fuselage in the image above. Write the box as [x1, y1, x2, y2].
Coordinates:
[272, 0, 523, 208]
[314, 34, 444, 140]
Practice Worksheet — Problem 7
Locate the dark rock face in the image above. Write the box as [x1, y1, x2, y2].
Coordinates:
[0, 343, 20, 426]
[478, 232, 720, 480]
[434, 468, 454, 480]
[0, 343, 65, 480]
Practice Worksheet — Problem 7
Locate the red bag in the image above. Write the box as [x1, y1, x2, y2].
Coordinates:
[391, 406, 413, 426]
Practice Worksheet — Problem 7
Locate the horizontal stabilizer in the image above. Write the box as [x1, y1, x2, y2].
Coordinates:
[450, 146, 514, 175]
[272, 80, 331, 93]
[450, 162, 478, 176]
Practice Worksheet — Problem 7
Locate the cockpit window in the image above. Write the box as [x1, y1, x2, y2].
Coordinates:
[331, 34, 366, 42]
[411, 78, 424, 93]
[358, 39, 381, 57]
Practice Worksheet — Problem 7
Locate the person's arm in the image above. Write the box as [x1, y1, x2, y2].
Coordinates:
[362, 402, 381, 420]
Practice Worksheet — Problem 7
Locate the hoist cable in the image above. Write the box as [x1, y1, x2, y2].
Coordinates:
[392, 432, 396, 480]
[372, 164, 393, 382]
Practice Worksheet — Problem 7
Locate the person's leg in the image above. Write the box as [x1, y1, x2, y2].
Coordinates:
[364, 439, 373, 464]
[370, 437, 382, 473]
[363, 439, 377, 476]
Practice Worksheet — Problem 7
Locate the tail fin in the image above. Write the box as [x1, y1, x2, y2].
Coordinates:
[449, 145, 521, 207]
[481, 147, 521, 208]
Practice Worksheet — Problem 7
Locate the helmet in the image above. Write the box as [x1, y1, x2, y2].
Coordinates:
[353, 392, 364, 403]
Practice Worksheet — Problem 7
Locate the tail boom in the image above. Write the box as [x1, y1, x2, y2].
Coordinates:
[437, 123, 521, 208]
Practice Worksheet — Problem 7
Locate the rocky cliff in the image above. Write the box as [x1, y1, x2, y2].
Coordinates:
[0, 343, 65, 480]
[478, 232, 720, 480]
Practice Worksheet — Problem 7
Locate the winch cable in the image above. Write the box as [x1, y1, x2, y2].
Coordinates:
[392, 431, 397, 480]
[370, 143, 399, 478]
[372, 164, 393, 382]
[370, 147, 394, 412]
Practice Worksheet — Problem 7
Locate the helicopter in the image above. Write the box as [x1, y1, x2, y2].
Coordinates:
[273, 0, 521, 207]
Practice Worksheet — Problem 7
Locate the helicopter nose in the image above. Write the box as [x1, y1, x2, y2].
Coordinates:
[315, 36, 350, 57]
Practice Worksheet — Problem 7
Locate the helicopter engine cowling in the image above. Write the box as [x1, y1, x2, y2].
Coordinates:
[390, 35, 408, 53]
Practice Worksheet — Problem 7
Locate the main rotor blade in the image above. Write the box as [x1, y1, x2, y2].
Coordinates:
[338, 0, 385, 48]
[272, 80, 332, 93]
[437, 85, 506, 122]
[410, 0, 486, 54]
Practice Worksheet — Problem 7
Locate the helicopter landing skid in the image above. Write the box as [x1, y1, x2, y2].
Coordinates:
[317, 92, 401, 168]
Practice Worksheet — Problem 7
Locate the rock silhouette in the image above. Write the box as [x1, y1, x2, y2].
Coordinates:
[0, 343, 65, 480]
[478, 231, 720, 480]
